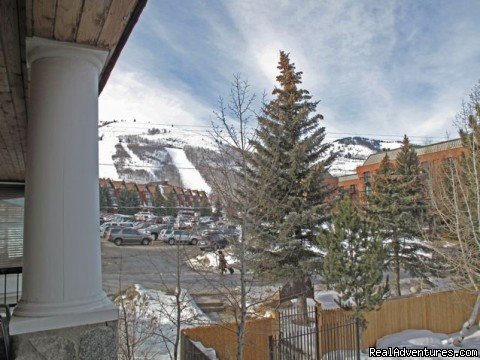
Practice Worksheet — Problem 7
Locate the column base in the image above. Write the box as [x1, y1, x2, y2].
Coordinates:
[12, 320, 117, 360]
[10, 301, 117, 335]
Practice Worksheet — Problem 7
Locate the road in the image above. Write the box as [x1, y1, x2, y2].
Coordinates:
[101, 238, 242, 297]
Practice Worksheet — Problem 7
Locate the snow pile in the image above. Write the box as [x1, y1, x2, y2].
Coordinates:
[362, 328, 480, 359]
[166, 147, 211, 193]
[188, 252, 238, 270]
[314, 290, 342, 309]
[115, 284, 213, 359]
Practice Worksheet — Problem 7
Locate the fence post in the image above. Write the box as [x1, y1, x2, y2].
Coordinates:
[355, 317, 361, 360]
[315, 305, 321, 360]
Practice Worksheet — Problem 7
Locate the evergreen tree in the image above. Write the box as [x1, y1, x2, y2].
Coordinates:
[212, 199, 222, 219]
[320, 197, 387, 326]
[99, 185, 113, 213]
[163, 191, 178, 217]
[117, 188, 140, 215]
[152, 186, 165, 216]
[246, 51, 335, 308]
[367, 140, 432, 296]
[199, 197, 212, 217]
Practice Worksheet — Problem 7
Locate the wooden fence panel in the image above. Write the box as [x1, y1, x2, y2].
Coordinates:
[182, 318, 278, 360]
[358, 290, 477, 348]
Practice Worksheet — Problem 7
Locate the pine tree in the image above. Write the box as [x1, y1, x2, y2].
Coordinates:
[367, 141, 432, 297]
[212, 199, 222, 219]
[99, 185, 113, 213]
[246, 51, 335, 309]
[163, 191, 178, 217]
[320, 197, 387, 326]
[152, 186, 165, 216]
[117, 188, 140, 216]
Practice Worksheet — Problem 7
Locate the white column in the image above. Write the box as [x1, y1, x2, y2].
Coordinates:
[11, 37, 117, 335]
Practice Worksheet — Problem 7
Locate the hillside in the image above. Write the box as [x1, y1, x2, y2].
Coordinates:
[328, 137, 404, 176]
[98, 120, 406, 189]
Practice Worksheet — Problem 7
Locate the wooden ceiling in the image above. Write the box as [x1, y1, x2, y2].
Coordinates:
[0, 0, 147, 182]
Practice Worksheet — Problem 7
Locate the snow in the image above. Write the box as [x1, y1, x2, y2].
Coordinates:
[98, 119, 215, 184]
[166, 147, 211, 193]
[99, 131, 121, 180]
[328, 138, 404, 176]
[115, 284, 213, 359]
[188, 251, 237, 270]
[314, 290, 342, 309]
[362, 328, 480, 359]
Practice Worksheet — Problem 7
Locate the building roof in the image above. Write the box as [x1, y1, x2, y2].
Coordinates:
[338, 173, 359, 182]
[111, 180, 125, 190]
[363, 138, 463, 166]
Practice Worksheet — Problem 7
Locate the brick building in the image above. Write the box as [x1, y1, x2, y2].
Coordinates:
[338, 138, 465, 199]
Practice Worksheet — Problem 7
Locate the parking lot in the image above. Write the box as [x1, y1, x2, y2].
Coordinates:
[101, 237, 240, 297]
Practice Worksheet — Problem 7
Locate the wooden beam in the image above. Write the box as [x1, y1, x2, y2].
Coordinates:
[54, 0, 84, 42]
[0, 0, 27, 180]
[76, 0, 112, 46]
[99, 0, 146, 93]
[97, 0, 136, 50]
[32, 0, 57, 38]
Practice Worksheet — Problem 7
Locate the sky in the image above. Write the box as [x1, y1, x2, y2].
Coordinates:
[99, 0, 480, 144]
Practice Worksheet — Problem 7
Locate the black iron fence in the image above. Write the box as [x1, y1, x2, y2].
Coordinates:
[180, 331, 211, 360]
[269, 305, 360, 360]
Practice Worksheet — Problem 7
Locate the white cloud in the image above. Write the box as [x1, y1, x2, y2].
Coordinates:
[99, 70, 212, 127]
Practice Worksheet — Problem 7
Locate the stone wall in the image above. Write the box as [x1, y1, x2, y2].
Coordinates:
[12, 321, 117, 360]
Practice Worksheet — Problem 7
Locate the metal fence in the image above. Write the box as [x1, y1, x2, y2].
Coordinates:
[180, 331, 211, 360]
[269, 305, 360, 360]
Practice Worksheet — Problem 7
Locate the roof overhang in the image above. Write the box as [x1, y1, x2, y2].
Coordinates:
[0, 0, 147, 182]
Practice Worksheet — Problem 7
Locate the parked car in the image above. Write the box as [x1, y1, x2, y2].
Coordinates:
[162, 216, 176, 224]
[198, 233, 229, 251]
[100, 222, 134, 238]
[107, 227, 153, 246]
[164, 230, 199, 245]
[135, 211, 156, 222]
[221, 225, 240, 240]
[145, 224, 171, 240]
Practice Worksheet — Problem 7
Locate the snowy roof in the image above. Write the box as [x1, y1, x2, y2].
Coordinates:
[363, 138, 463, 166]
[338, 173, 359, 182]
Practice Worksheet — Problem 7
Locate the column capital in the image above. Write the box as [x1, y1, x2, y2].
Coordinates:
[26, 36, 108, 71]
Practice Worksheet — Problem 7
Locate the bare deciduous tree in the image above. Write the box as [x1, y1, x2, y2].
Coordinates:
[427, 81, 480, 345]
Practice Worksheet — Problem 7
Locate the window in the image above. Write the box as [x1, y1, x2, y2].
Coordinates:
[364, 172, 371, 183]
[0, 185, 24, 268]
[110, 228, 121, 234]
[349, 185, 356, 194]
[123, 228, 136, 235]
[365, 183, 372, 196]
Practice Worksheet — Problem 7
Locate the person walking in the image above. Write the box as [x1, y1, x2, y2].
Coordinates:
[218, 250, 227, 275]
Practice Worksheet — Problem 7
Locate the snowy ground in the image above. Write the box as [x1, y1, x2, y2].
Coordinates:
[115, 284, 216, 359]
[187, 251, 238, 271]
[361, 328, 480, 359]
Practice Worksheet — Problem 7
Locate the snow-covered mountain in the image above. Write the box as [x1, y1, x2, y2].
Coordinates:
[98, 120, 405, 189]
[98, 120, 214, 192]
[328, 137, 403, 176]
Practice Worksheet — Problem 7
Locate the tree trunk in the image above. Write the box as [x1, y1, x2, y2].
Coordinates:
[392, 236, 401, 297]
[453, 292, 480, 346]
[297, 293, 308, 325]
[236, 225, 247, 360]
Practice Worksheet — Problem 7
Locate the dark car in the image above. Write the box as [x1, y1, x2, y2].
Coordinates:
[107, 227, 153, 246]
[198, 233, 229, 251]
